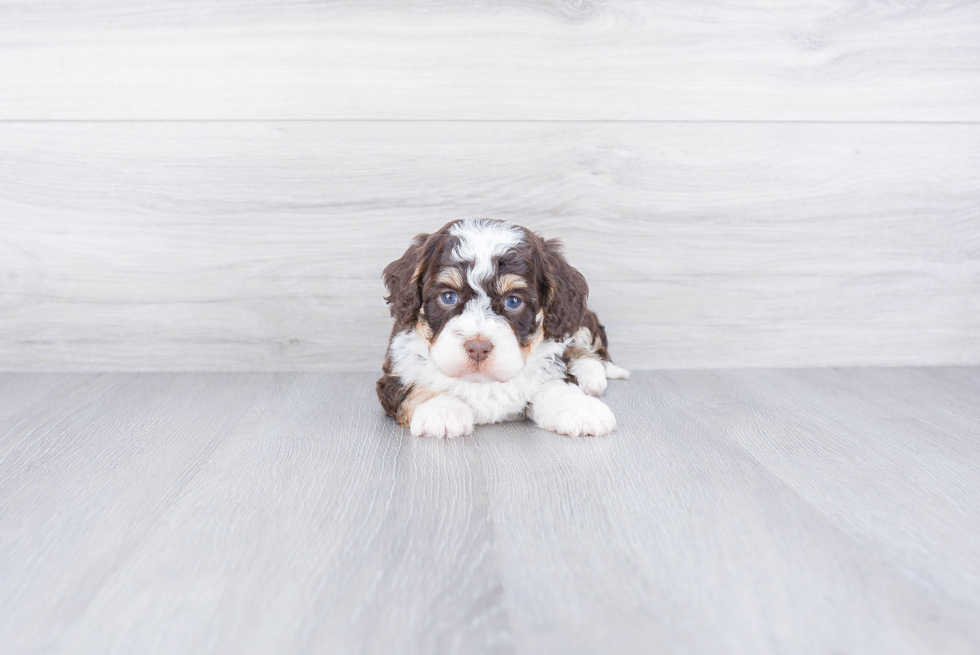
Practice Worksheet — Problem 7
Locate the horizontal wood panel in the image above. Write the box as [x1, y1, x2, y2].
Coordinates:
[2, 1, 979, 120]
[1, 121, 978, 370]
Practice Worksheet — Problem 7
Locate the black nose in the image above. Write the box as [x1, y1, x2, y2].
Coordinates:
[464, 339, 493, 362]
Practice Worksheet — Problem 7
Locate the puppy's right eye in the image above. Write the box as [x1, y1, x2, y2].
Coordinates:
[440, 291, 459, 306]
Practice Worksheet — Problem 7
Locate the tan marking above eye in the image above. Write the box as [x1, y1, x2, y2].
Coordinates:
[434, 267, 464, 289]
[497, 273, 528, 294]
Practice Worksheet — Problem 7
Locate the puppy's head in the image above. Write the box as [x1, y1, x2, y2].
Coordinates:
[384, 218, 588, 383]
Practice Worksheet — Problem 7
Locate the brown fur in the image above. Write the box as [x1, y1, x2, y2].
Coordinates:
[395, 387, 440, 427]
[561, 310, 613, 386]
[378, 229, 453, 421]
[377, 357, 411, 420]
[565, 310, 611, 361]
[521, 229, 590, 341]
[519, 321, 546, 358]
[382, 229, 456, 335]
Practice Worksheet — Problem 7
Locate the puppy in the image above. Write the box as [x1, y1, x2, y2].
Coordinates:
[377, 218, 629, 438]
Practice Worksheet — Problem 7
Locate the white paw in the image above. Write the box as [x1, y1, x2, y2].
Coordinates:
[538, 395, 617, 437]
[569, 358, 607, 397]
[603, 361, 631, 380]
[410, 395, 475, 438]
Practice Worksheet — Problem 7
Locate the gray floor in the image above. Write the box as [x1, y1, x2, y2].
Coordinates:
[1, 369, 978, 654]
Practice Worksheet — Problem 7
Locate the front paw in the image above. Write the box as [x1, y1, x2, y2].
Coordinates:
[569, 358, 607, 397]
[410, 395, 475, 438]
[538, 395, 617, 437]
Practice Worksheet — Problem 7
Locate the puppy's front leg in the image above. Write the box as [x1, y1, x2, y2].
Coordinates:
[410, 395, 475, 438]
[529, 379, 617, 437]
[568, 357, 608, 396]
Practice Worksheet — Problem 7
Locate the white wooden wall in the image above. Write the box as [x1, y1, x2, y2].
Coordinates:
[1, 1, 978, 371]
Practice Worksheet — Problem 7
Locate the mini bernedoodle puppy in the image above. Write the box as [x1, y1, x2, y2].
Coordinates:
[377, 218, 629, 438]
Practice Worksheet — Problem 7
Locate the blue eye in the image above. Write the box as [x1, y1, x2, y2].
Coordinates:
[504, 296, 523, 310]
[440, 291, 458, 305]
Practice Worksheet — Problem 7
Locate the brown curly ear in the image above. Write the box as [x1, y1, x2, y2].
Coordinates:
[383, 233, 428, 330]
[538, 237, 589, 339]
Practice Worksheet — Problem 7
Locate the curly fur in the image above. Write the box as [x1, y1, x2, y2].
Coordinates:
[378, 219, 628, 437]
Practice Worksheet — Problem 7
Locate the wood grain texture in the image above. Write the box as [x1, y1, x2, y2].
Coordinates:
[478, 368, 980, 654]
[0, 369, 978, 653]
[0, 373, 511, 655]
[1, 122, 978, 371]
[1, 0, 979, 120]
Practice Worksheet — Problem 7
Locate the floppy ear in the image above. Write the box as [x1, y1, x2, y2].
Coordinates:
[539, 237, 589, 339]
[383, 233, 428, 329]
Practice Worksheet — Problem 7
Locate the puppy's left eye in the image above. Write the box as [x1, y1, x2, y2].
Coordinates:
[504, 296, 523, 310]
[440, 291, 459, 305]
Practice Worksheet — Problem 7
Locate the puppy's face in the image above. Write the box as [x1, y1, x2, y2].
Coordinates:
[422, 225, 542, 382]
[384, 219, 588, 384]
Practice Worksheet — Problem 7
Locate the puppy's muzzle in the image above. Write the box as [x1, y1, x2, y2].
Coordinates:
[464, 338, 493, 363]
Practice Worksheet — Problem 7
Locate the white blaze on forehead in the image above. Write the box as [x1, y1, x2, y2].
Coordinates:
[449, 219, 522, 295]
[460, 294, 495, 325]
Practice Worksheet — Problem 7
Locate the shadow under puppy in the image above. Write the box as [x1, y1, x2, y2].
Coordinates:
[377, 218, 629, 438]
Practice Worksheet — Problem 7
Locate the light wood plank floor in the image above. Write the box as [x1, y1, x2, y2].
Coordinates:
[1, 369, 978, 654]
